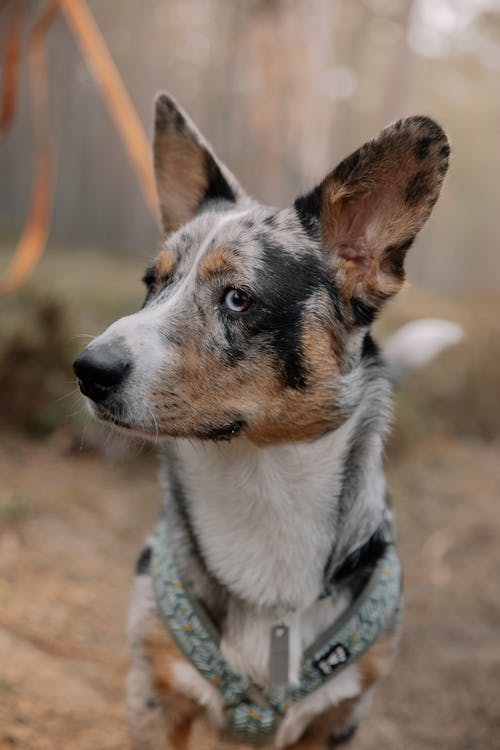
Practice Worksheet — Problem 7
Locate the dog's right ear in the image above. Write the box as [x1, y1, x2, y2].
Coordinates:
[153, 93, 244, 235]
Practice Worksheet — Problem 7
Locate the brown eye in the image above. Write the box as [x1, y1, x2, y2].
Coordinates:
[223, 288, 253, 313]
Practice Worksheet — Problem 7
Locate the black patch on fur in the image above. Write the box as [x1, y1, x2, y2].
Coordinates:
[203, 152, 236, 205]
[168, 463, 209, 571]
[330, 526, 388, 587]
[361, 331, 379, 360]
[383, 237, 414, 278]
[327, 725, 359, 747]
[212, 315, 248, 364]
[221, 337, 247, 365]
[141, 266, 156, 286]
[391, 118, 447, 175]
[294, 187, 323, 237]
[331, 148, 362, 185]
[415, 136, 432, 160]
[135, 546, 152, 575]
[263, 213, 278, 227]
[247, 238, 343, 389]
[412, 115, 445, 139]
[405, 170, 430, 206]
[200, 420, 245, 441]
[167, 457, 230, 610]
[440, 143, 450, 159]
[194, 300, 207, 325]
[351, 298, 377, 326]
[174, 109, 185, 131]
[155, 94, 173, 129]
[155, 95, 188, 135]
[142, 273, 177, 311]
[331, 371, 389, 585]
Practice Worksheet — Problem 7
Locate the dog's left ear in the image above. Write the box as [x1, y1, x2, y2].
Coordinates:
[154, 93, 245, 235]
[295, 116, 450, 321]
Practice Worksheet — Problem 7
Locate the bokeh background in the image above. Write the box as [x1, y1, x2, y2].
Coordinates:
[1, 1, 499, 749]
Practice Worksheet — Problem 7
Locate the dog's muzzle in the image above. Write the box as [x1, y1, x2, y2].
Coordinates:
[73, 341, 131, 403]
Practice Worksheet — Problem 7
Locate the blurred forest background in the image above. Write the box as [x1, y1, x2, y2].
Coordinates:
[1, 2, 500, 749]
[2, 0, 500, 290]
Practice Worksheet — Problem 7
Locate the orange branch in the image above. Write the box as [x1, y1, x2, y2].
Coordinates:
[58, 0, 159, 221]
[0, 0, 57, 295]
[0, 0, 26, 139]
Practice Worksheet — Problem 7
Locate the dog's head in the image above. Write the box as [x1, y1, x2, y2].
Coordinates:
[74, 93, 449, 444]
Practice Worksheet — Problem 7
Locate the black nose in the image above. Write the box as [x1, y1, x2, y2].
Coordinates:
[73, 342, 131, 403]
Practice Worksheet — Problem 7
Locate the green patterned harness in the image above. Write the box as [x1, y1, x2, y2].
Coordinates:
[151, 516, 401, 744]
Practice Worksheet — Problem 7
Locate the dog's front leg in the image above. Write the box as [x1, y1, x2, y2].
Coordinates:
[127, 573, 228, 750]
[127, 645, 170, 750]
[127, 574, 172, 749]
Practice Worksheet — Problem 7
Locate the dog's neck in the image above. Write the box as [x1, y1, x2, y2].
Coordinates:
[160, 366, 391, 619]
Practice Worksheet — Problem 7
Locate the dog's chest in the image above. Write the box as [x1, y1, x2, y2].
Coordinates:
[173, 433, 352, 612]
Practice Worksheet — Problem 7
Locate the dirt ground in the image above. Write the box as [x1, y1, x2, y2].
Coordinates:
[1, 427, 499, 750]
[0, 245, 499, 749]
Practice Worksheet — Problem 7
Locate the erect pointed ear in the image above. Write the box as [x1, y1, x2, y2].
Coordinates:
[153, 93, 245, 234]
[294, 116, 450, 323]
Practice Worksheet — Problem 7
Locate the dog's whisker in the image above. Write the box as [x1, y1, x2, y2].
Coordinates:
[65, 402, 86, 418]
[54, 388, 80, 404]
[79, 416, 92, 451]
[150, 412, 160, 444]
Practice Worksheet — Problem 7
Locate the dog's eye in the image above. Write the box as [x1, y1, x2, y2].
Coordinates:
[223, 288, 253, 313]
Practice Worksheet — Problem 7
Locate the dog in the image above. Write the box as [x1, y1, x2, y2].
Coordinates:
[74, 93, 451, 749]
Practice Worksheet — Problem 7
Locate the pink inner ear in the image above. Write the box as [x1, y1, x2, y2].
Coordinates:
[337, 245, 365, 262]
[336, 243, 372, 273]
[328, 189, 381, 258]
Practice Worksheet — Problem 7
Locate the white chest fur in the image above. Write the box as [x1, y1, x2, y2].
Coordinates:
[174, 410, 362, 613]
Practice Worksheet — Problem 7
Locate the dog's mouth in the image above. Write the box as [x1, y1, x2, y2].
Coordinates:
[91, 403, 246, 442]
[195, 420, 246, 442]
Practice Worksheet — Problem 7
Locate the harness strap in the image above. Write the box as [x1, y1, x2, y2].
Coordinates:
[151, 516, 401, 744]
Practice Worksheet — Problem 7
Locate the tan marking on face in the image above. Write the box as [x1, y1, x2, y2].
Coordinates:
[246, 320, 343, 444]
[148, 313, 346, 445]
[247, 385, 342, 444]
[155, 249, 177, 280]
[198, 247, 240, 282]
[150, 343, 281, 439]
[301, 314, 344, 376]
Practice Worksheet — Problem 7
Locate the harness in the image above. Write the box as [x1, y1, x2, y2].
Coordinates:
[151, 514, 401, 744]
